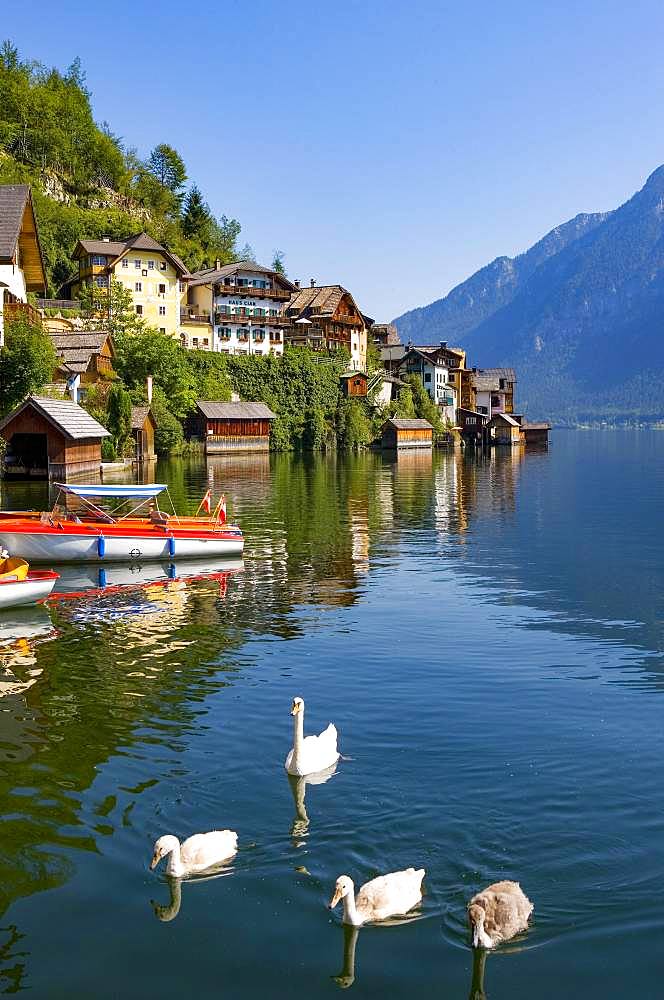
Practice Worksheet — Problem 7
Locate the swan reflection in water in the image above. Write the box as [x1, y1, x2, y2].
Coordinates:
[331, 925, 359, 990]
[287, 761, 338, 841]
[468, 948, 487, 1000]
[151, 866, 234, 923]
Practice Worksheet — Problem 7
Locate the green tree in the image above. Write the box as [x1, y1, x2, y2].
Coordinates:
[147, 143, 187, 193]
[106, 384, 133, 454]
[0, 315, 57, 416]
[114, 328, 198, 419]
[79, 278, 145, 342]
[271, 250, 286, 275]
[182, 185, 212, 240]
[337, 398, 372, 450]
[150, 386, 184, 454]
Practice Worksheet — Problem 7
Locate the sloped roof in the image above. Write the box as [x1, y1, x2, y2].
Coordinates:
[131, 406, 154, 430]
[0, 184, 31, 260]
[0, 395, 110, 439]
[0, 185, 46, 291]
[384, 418, 433, 430]
[490, 412, 520, 426]
[49, 330, 114, 374]
[522, 421, 551, 430]
[286, 285, 356, 319]
[186, 260, 294, 290]
[473, 367, 517, 391]
[72, 233, 189, 276]
[196, 400, 277, 420]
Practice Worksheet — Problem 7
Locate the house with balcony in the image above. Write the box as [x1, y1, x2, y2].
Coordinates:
[69, 233, 190, 338]
[182, 261, 294, 355]
[0, 184, 46, 346]
[284, 282, 368, 370]
[472, 368, 516, 417]
[396, 347, 457, 424]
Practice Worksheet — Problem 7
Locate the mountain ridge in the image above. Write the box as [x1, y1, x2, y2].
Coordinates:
[393, 166, 664, 423]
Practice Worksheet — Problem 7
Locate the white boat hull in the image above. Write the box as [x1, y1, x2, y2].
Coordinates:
[0, 576, 58, 609]
[0, 531, 244, 564]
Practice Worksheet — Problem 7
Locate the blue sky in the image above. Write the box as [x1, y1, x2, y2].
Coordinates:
[5, 0, 664, 319]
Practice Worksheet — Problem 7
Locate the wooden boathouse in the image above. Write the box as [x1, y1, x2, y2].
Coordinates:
[381, 417, 433, 450]
[0, 395, 110, 480]
[457, 407, 490, 446]
[131, 406, 157, 461]
[521, 421, 551, 446]
[192, 400, 276, 454]
[489, 412, 523, 445]
[340, 371, 368, 398]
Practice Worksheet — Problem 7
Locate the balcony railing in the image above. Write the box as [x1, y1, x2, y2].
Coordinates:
[181, 308, 212, 325]
[3, 301, 42, 327]
[214, 284, 291, 301]
[214, 312, 291, 326]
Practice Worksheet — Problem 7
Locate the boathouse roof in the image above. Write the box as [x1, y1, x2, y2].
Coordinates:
[384, 418, 433, 430]
[130, 406, 154, 430]
[196, 400, 277, 420]
[0, 395, 110, 440]
[489, 412, 520, 427]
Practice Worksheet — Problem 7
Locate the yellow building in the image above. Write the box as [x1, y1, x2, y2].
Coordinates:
[70, 233, 189, 337]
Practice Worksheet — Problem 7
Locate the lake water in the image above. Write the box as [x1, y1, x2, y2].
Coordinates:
[1, 431, 663, 998]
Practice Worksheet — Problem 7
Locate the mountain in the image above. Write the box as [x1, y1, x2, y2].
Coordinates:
[393, 166, 664, 423]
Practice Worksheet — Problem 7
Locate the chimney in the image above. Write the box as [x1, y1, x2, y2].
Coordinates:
[294, 279, 300, 289]
[310, 278, 315, 287]
[215, 257, 221, 270]
[146, 375, 153, 404]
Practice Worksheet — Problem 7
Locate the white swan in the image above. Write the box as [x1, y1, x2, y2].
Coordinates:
[467, 880, 533, 948]
[150, 830, 237, 877]
[328, 869, 425, 926]
[284, 696, 339, 776]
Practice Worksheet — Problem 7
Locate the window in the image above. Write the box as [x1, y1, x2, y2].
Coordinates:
[424, 373, 431, 383]
[159, 327, 166, 334]
[160, 262, 167, 271]
[135, 281, 142, 292]
[159, 306, 166, 316]
[91, 254, 106, 266]
[193, 337, 199, 346]
[95, 275, 108, 287]
[158, 283, 166, 294]
[136, 305, 143, 315]
[203, 338, 209, 346]
[122, 259, 128, 269]
[142, 269, 148, 277]
[148, 260, 155, 270]
[134, 259, 141, 269]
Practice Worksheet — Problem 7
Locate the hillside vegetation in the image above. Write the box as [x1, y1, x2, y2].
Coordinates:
[394, 166, 664, 424]
[0, 40, 247, 293]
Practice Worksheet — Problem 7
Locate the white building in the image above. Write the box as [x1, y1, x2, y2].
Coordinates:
[472, 368, 517, 417]
[397, 347, 457, 424]
[183, 262, 294, 356]
[0, 185, 46, 347]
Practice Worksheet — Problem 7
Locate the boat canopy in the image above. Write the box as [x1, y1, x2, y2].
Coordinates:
[54, 483, 168, 499]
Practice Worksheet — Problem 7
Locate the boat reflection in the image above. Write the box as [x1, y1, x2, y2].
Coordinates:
[331, 924, 359, 990]
[287, 762, 338, 841]
[0, 604, 58, 687]
[49, 558, 244, 601]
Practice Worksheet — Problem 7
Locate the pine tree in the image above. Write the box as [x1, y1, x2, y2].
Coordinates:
[182, 185, 212, 239]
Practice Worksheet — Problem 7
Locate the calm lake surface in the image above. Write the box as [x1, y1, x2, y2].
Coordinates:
[1, 431, 663, 998]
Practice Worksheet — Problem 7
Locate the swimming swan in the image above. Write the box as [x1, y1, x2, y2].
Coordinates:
[328, 869, 425, 926]
[150, 830, 238, 877]
[284, 696, 339, 776]
[467, 881, 533, 949]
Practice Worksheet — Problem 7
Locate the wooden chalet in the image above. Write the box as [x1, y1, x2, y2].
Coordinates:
[340, 372, 368, 398]
[192, 400, 276, 454]
[284, 283, 367, 368]
[0, 395, 110, 480]
[489, 412, 523, 445]
[131, 406, 157, 461]
[49, 330, 116, 386]
[381, 417, 433, 450]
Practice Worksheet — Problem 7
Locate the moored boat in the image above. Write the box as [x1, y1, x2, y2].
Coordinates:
[0, 484, 245, 564]
[0, 555, 59, 609]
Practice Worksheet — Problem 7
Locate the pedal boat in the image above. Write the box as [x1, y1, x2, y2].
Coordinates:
[0, 556, 59, 609]
[0, 484, 244, 564]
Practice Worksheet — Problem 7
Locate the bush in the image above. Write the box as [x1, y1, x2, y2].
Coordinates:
[0, 316, 57, 416]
